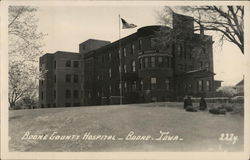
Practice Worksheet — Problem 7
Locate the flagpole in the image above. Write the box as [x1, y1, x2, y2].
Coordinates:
[119, 14, 122, 105]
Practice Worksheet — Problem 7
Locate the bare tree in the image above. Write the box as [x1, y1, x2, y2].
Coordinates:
[156, 6, 244, 54]
[8, 6, 46, 108]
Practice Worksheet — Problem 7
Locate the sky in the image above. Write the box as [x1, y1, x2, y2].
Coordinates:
[36, 5, 246, 86]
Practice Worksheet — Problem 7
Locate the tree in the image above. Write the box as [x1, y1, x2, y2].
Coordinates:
[8, 6, 46, 108]
[157, 6, 244, 54]
[216, 86, 237, 97]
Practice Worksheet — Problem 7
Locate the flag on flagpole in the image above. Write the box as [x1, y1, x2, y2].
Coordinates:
[121, 18, 137, 29]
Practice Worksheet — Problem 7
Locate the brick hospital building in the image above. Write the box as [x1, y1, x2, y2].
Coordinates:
[39, 13, 221, 108]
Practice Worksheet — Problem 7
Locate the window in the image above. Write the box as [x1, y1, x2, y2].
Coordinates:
[188, 84, 192, 92]
[54, 61, 56, 69]
[41, 91, 43, 100]
[184, 64, 188, 71]
[199, 61, 203, 69]
[132, 60, 136, 72]
[41, 104, 44, 108]
[97, 91, 100, 97]
[131, 44, 135, 54]
[138, 39, 142, 50]
[119, 82, 122, 89]
[124, 82, 127, 92]
[123, 64, 127, 73]
[74, 90, 79, 98]
[123, 48, 126, 57]
[184, 83, 188, 92]
[102, 55, 105, 63]
[165, 79, 170, 90]
[73, 61, 79, 68]
[197, 80, 203, 92]
[189, 65, 193, 70]
[108, 53, 111, 61]
[65, 90, 71, 98]
[140, 80, 143, 90]
[177, 44, 181, 56]
[41, 80, 43, 85]
[158, 57, 163, 67]
[74, 75, 79, 83]
[145, 57, 149, 68]
[179, 64, 183, 72]
[118, 49, 121, 59]
[118, 65, 121, 72]
[54, 75, 56, 83]
[109, 85, 112, 93]
[168, 57, 171, 67]
[109, 68, 111, 78]
[139, 58, 143, 69]
[150, 38, 157, 48]
[132, 81, 136, 91]
[54, 90, 56, 99]
[66, 74, 71, 83]
[206, 80, 211, 91]
[66, 60, 71, 67]
[151, 57, 156, 68]
[97, 75, 100, 80]
[151, 77, 157, 90]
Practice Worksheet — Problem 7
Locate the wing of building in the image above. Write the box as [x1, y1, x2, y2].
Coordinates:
[39, 13, 222, 108]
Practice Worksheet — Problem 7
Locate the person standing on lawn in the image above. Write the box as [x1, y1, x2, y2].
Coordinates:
[199, 96, 207, 111]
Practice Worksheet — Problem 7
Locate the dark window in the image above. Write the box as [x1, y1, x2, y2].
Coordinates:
[66, 60, 71, 67]
[165, 79, 170, 90]
[73, 61, 79, 68]
[168, 57, 171, 67]
[139, 58, 143, 69]
[150, 38, 157, 48]
[66, 74, 71, 83]
[145, 57, 149, 68]
[200, 61, 203, 69]
[206, 80, 211, 91]
[54, 90, 56, 99]
[151, 77, 157, 90]
[132, 81, 136, 91]
[54, 75, 56, 83]
[41, 80, 43, 85]
[41, 91, 43, 100]
[65, 90, 71, 98]
[151, 57, 156, 68]
[41, 104, 44, 108]
[47, 104, 51, 108]
[158, 56, 163, 67]
[74, 75, 79, 83]
[138, 39, 142, 50]
[74, 90, 79, 99]
[102, 55, 105, 63]
[53, 103, 56, 107]
[54, 61, 56, 69]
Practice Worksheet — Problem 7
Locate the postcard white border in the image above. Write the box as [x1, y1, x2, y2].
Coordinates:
[1, 1, 250, 160]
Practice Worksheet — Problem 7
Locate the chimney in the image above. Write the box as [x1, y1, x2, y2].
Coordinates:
[200, 25, 204, 37]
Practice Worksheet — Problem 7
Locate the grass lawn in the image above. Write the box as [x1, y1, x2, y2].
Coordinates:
[9, 102, 244, 152]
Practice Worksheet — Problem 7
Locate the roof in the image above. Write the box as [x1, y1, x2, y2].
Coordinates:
[235, 79, 244, 86]
[178, 68, 215, 78]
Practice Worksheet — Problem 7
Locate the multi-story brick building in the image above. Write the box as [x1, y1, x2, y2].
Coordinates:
[39, 13, 221, 108]
[39, 51, 83, 108]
